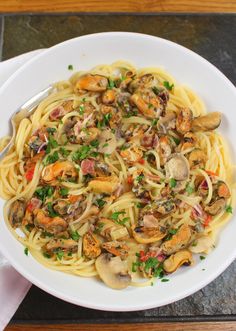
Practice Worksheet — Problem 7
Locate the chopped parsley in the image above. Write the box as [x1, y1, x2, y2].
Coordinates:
[56, 249, 64, 260]
[136, 202, 144, 209]
[24, 247, 29, 256]
[96, 199, 106, 208]
[71, 230, 80, 241]
[111, 211, 126, 221]
[46, 134, 58, 154]
[186, 183, 195, 194]
[35, 186, 54, 202]
[43, 252, 51, 259]
[116, 217, 129, 226]
[171, 136, 180, 145]
[44, 151, 59, 165]
[47, 202, 58, 218]
[163, 81, 174, 91]
[120, 143, 130, 151]
[90, 139, 99, 148]
[42, 231, 54, 238]
[148, 103, 153, 109]
[79, 104, 85, 115]
[200, 255, 206, 260]
[108, 78, 115, 89]
[68, 64, 73, 70]
[226, 205, 233, 213]
[165, 228, 178, 241]
[136, 174, 144, 183]
[170, 178, 177, 188]
[97, 113, 112, 128]
[72, 145, 91, 161]
[46, 127, 56, 134]
[59, 187, 69, 197]
[59, 147, 70, 157]
[161, 278, 169, 282]
[151, 119, 158, 126]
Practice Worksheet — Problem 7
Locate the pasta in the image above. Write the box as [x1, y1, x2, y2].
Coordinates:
[0, 61, 234, 290]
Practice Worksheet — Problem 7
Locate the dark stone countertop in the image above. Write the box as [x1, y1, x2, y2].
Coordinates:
[0, 14, 235, 324]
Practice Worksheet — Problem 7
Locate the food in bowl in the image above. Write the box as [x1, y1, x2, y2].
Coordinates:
[0, 61, 234, 290]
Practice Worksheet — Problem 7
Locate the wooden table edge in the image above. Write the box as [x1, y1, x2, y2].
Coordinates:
[5, 322, 236, 331]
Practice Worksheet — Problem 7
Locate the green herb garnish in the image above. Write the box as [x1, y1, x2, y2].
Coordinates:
[152, 86, 160, 95]
[200, 255, 206, 260]
[151, 119, 158, 126]
[136, 174, 144, 183]
[226, 205, 233, 213]
[71, 230, 80, 241]
[161, 278, 169, 282]
[79, 104, 85, 115]
[163, 81, 174, 91]
[24, 247, 29, 256]
[46, 127, 56, 134]
[59, 147, 70, 157]
[96, 199, 106, 208]
[72, 145, 91, 161]
[111, 211, 126, 221]
[43, 252, 51, 259]
[47, 202, 58, 218]
[186, 183, 195, 194]
[59, 187, 69, 197]
[170, 178, 177, 188]
[35, 186, 54, 202]
[90, 139, 99, 148]
[108, 78, 115, 89]
[44, 151, 59, 165]
[56, 249, 64, 260]
[68, 64, 73, 70]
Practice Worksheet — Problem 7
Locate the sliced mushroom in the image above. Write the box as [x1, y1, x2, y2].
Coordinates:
[188, 149, 206, 169]
[217, 182, 231, 199]
[161, 224, 192, 255]
[97, 218, 129, 241]
[189, 235, 214, 254]
[176, 107, 193, 134]
[163, 249, 193, 273]
[75, 74, 108, 92]
[95, 253, 131, 290]
[102, 241, 129, 259]
[204, 198, 226, 215]
[165, 153, 190, 181]
[132, 225, 167, 244]
[191, 112, 221, 132]
[9, 200, 25, 228]
[83, 232, 101, 259]
[88, 176, 119, 194]
[98, 129, 117, 155]
[46, 238, 77, 252]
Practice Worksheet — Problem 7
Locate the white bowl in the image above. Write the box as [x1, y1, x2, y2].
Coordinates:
[0, 32, 236, 311]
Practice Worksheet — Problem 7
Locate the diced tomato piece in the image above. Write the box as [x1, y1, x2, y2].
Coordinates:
[203, 214, 212, 227]
[25, 167, 35, 181]
[127, 176, 133, 185]
[138, 158, 145, 165]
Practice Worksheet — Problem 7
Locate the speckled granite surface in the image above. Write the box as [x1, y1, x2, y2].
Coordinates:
[0, 14, 236, 323]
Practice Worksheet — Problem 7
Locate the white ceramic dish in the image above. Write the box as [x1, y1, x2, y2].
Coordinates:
[0, 32, 236, 311]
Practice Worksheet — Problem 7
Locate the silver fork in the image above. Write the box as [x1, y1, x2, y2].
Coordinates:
[0, 85, 54, 160]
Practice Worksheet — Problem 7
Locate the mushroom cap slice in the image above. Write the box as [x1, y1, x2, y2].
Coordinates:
[95, 253, 131, 290]
[165, 153, 190, 181]
[163, 249, 193, 273]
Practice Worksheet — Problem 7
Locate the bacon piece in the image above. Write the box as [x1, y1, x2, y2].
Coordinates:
[81, 159, 95, 176]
